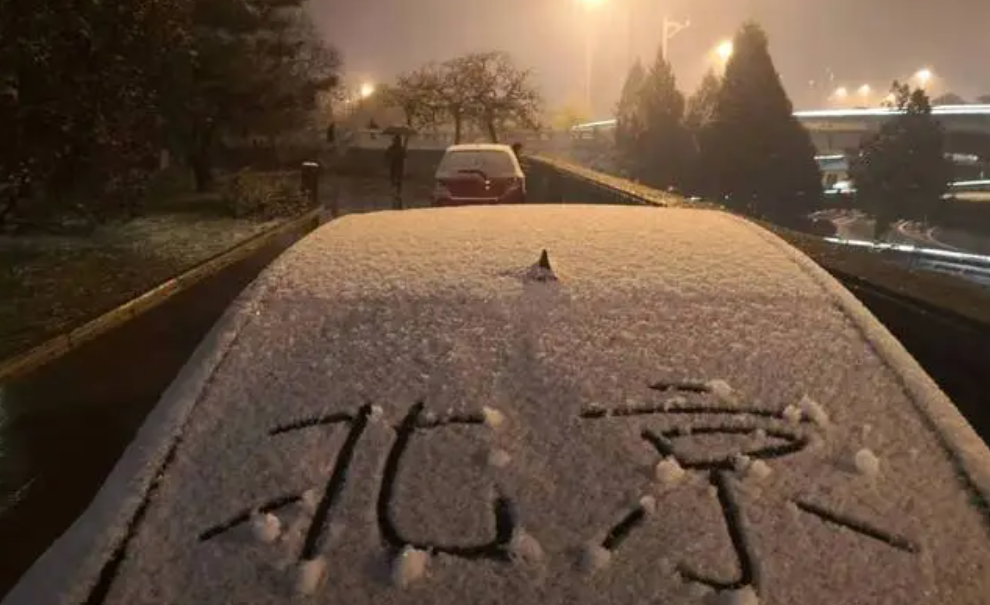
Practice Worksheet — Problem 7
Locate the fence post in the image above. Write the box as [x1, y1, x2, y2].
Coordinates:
[301, 161, 322, 213]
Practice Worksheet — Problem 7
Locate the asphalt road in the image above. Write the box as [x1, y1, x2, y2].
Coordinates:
[826, 210, 990, 255]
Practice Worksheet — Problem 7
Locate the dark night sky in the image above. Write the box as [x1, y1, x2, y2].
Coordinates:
[310, 0, 990, 114]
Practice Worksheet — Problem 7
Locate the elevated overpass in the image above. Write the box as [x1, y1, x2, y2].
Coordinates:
[572, 105, 990, 184]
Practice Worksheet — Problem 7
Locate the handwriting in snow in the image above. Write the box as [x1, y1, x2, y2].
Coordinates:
[198, 381, 920, 596]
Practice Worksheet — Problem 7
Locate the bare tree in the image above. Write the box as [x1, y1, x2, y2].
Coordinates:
[381, 51, 542, 144]
[436, 57, 475, 143]
[458, 52, 542, 143]
[381, 66, 442, 131]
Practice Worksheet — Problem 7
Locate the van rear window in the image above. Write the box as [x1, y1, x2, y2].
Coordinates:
[438, 150, 516, 177]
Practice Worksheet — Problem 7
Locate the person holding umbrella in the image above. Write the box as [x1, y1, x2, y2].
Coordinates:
[383, 126, 414, 209]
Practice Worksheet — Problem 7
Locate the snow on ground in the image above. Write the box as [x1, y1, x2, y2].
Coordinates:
[108, 215, 280, 265]
[10, 205, 990, 605]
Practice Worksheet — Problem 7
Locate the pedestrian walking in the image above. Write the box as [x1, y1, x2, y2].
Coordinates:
[385, 134, 407, 209]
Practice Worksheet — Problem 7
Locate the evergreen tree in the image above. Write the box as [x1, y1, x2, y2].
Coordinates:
[684, 69, 721, 195]
[705, 22, 821, 221]
[849, 82, 950, 239]
[614, 59, 646, 179]
[163, 0, 340, 191]
[636, 47, 692, 190]
[685, 69, 721, 133]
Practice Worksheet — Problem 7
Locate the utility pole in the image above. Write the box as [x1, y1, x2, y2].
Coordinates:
[661, 15, 690, 60]
[585, 25, 594, 111]
[627, 0, 637, 70]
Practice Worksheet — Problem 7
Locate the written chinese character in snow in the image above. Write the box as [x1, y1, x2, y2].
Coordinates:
[198, 378, 920, 599]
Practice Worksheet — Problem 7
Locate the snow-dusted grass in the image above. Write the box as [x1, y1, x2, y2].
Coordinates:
[0, 213, 278, 361]
[12, 205, 990, 605]
[0, 172, 418, 362]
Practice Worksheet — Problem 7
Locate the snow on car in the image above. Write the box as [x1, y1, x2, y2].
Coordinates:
[7, 205, 990, 605]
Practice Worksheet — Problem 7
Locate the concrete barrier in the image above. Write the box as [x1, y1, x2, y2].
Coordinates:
[523, 154, 696, 208]
[0, 208, 321, 382]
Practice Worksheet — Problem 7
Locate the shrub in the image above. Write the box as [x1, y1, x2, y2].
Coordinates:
[219, 169, 313, 219]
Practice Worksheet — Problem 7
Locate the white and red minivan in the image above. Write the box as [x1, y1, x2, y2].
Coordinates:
[432, 143, 527, 206]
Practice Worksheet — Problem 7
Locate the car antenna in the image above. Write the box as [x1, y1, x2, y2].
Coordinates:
[529, 249, 558, 282]
[538, 249, 551, 270]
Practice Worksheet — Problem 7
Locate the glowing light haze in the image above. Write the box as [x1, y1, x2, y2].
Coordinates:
[310, 0, 990, 113]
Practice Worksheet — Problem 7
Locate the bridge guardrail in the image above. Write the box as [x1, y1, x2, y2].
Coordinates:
[823, 236, 990, 283]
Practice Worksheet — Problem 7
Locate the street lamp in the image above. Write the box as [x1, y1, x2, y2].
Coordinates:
[715, 40, 734, 63]
[359, 82, 376, 99]
[915, 68, 933, 88]
[661, 16, 690, 60]
[858, 84, 871, 99]
[834, 86, 849, 99]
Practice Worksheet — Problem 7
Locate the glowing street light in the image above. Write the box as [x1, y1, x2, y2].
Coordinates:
[359, 82, 376, 99]
[915, 68, 933, 88]
[716, 40, 734, 62]
[577, 0, 604, 7]
[833, 86, 849, 100]
[858, 84, 871, 98]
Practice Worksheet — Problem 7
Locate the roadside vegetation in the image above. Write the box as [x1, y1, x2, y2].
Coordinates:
[0, 0, 338, 361]
[608, 19, 989, 242]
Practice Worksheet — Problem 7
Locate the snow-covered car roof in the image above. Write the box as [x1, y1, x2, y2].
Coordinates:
[445, 143, 515, 152]
[9, 205, 990, 605]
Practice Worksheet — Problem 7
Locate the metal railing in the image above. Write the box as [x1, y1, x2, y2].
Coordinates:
[823, 236, 990, 286]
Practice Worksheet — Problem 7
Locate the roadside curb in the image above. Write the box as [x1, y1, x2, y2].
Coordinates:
[0, 208, 322, 382]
